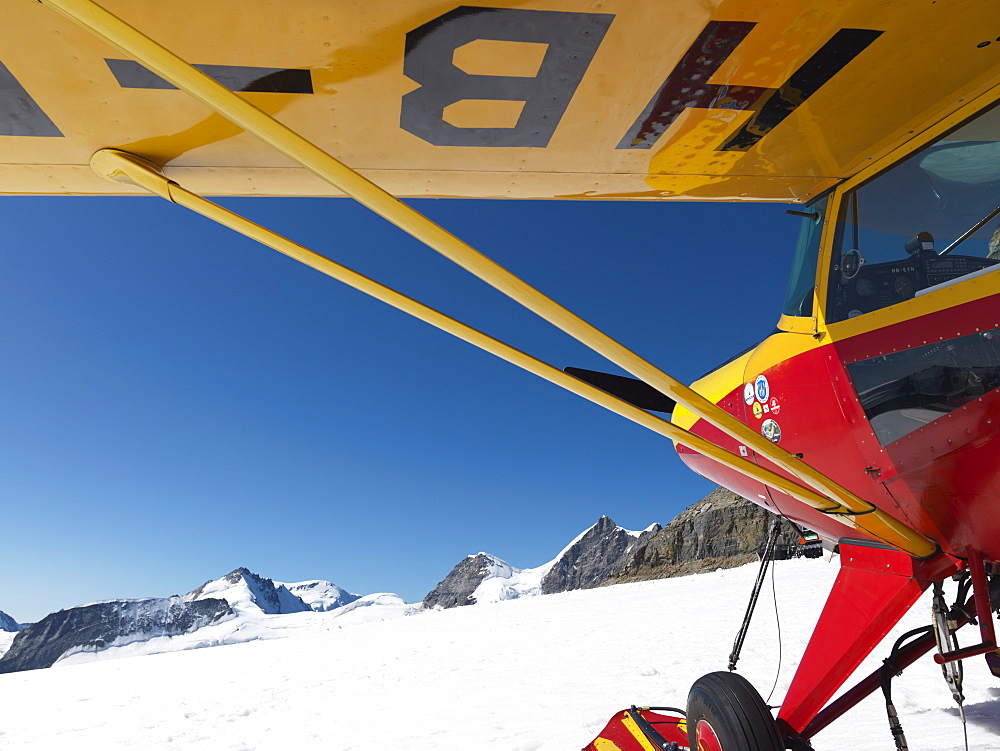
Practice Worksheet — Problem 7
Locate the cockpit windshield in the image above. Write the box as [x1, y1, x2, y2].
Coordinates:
[827, 104, 1000, 323]
[782, 198, 827, 319]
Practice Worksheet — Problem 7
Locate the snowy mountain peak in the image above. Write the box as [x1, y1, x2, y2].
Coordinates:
[187, 568, 309, 615]
[0, 567, 410, 673]
[221, 567, 254, 584]
[423, 552, 551, 609]
[474, 553, 514, 578]
[187, 568, 367, 616]
[541, 516, 661, 594]
[283, 580, 360, 612]
[426, 516, 668, 610]
[0, 610, 26, 632]
[0, 610, 27, 631]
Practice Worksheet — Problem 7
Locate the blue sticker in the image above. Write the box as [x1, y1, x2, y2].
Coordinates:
[754, 374, 769, 403]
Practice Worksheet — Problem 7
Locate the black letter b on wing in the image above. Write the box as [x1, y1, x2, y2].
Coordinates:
[401, 7, 613, 148]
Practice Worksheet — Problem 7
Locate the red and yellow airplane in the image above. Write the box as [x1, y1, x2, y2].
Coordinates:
[6, 0, 1000, 748]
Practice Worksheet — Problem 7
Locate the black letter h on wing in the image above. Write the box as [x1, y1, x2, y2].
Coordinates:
[618, 20, 881, 152]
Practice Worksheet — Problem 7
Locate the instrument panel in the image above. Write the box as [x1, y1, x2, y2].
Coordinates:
[834, 254, 998, 319]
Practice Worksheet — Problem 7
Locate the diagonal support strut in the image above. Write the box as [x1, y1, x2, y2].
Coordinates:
[45, 0, 937, 558]
[88, 147, 862, 517]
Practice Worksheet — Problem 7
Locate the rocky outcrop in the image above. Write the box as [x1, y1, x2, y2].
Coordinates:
[608, 488, 803, 583]
[423, 553, 501, 609]
[0, 568, 392, 674]
[541, 516, 661, 594]
[0, 597, 232, 673]
[423, 488, 812, 609]
[424, 518, 664, 607]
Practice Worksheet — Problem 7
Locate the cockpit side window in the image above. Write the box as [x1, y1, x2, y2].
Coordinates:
[782, 197, 827, 318]
[827, 104, 1000, 323]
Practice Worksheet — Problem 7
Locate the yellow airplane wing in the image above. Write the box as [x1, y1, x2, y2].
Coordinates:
[4, 0, 1000, 200]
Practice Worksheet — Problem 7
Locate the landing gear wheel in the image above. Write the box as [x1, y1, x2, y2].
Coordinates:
[686, 671, 783, 751]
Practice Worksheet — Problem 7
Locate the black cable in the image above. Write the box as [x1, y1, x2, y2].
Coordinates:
[881, 625, 934, 751]
[953, 575, 974, 623]
[765, 546, 783, 705]
[637, 706, 687, 716]
[728, 519, 782, 671]
[892, 625, 935, 655]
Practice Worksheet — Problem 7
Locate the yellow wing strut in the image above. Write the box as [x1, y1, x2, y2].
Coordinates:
[90, 149, 930, 557]
[89, 148, 866, 526]
[46, 0, 937, 558]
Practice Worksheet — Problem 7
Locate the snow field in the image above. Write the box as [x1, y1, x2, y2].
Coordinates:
[1, 558, 998, 750]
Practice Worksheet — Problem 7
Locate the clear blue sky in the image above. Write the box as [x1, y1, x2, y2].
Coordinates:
[0, 195, 799, 622]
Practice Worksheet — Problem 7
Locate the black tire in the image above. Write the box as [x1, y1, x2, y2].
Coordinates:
[686, 671, 783, 751]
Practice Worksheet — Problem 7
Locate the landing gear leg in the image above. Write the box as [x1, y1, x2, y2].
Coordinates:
[686, 672, 783, 751]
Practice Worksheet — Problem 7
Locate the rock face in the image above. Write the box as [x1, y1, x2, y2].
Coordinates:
[541, 516, 661, 594]
[0, 597, 232, 673]
[424, 518, 664, 607]
[608, 488, 804, 584]
[423, 553, 503, 609]
[0, 611, 24, 632]
[0, 568, 390, 674]
[423, 488, 812, 608]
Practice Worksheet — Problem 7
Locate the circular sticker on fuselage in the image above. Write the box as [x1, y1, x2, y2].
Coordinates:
[744, 383, 755, 405]
[752, 401, 763, 419]
[754, 375, 769, 402]
[769, 397, 780, 416]
[761, 419, 781, 443]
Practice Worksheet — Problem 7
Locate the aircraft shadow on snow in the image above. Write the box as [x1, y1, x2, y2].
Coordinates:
[939, 688, 1000, 735]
